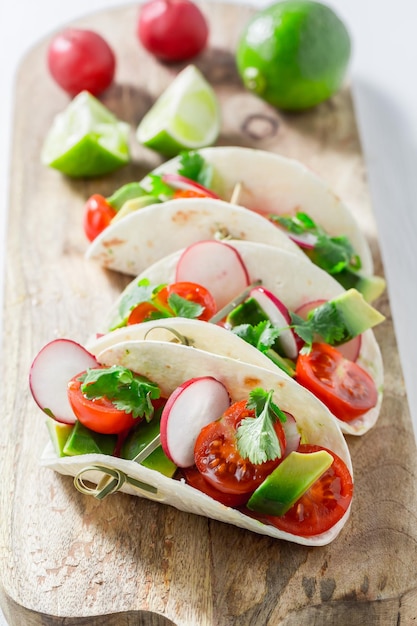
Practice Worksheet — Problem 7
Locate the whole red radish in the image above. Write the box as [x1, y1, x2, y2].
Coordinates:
[137, 0, 209, 62]
[47, 28, 116, 96]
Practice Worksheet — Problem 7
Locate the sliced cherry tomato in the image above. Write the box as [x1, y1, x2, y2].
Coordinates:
[194, 400, 286, 496]
[173, 189, 213, 199]
[127, 281, 217, 324]
[182, 466, 249, 507]
[67, 371, 139, 435]
[47, 28, 116, 96]
[265, 443, 353, 537]
[83, 194, 117, 242]
[295, 343, 377, 422]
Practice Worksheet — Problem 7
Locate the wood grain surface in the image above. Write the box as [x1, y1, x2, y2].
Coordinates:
[1, 3, 417, 625]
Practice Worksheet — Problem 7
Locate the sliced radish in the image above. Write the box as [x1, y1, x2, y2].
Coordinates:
[286, 231, 317, 250]
[294, 299, 362, 361]
[160, 377, 230, 468]
[29, 339, 98, 424]
[162, 173, 220, 199]
[282, 412, 301, 457]
[175, 240, 250, 310]
[250, 287, 300, 359]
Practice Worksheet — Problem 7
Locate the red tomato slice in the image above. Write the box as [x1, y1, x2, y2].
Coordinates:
[173, 189, 213, 199]
[67, 371, 139, 435]
[266, 444, 353, 537]
[83, 194, 116, 241]
[295, 343, 377, 422]
[182, 466, 250, 507]
[127, 281, 217, 324]
[194, 400, 286, 496]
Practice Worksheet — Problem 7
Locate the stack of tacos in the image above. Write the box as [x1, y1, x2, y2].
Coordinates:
[30, 147, 385, 546]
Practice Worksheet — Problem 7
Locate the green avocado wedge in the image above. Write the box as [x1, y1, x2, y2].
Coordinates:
[247, 449, 333, 516]
[46, 417, 74, 457]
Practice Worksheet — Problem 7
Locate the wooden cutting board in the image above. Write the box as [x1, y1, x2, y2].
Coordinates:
[2, 3, 417, 624]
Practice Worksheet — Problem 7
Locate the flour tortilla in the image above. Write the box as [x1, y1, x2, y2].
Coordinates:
[102, 241, 383, 436]
[86, 198, 304, 275]
[41, 341, 353, 546]
[86, 146, 373, 277]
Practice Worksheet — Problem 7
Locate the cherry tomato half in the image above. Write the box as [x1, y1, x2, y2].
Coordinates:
[68, 371, 138, 434]
[47, 28, 116, 96]
[137, 0, 208, 62]
[83, 194, 117, 242]
[194, 400, 287, 496]
[182, 466, 249, 508]
[128, 281, 217, 324]
[266, 444, 353, 537]
[295, 343, 377, 423]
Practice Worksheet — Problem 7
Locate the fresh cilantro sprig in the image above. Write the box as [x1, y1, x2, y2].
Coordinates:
[177, 151, 213, 187]
[109, 278, 205, 330]
[290, 303, 349, 352]
[232, 320, 281, 353]
[79, 366, 160, 421]
[236, 388, 287, 464]
[270, 212, 362, 274]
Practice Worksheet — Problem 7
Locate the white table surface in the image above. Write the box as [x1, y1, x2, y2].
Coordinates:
[1, 0, 416, 623]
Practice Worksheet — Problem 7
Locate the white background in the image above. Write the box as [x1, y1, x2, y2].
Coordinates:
[1, 1, 417, 624]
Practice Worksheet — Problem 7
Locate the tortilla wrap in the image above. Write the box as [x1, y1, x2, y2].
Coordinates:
[86, 146, 373, 277]
[41, 340, 353, 546]
[102, 241, 383, 436]
[86, 198, 305, 276]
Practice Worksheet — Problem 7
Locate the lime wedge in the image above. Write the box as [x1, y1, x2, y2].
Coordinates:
[41, 91, 130, 177]
[136, 65, 220, 157]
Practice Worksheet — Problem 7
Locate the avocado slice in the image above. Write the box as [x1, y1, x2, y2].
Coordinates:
[335, 270, 386, 303]
[247, 449, 333, 516]
[310, 288, 385, 345]
[226, 297, 268, 327]
[121, 412, 177, 478]
[46, 417, 74, 457]
[63, 421, 117, 456]
[111, 195, 160, 223]
[107, 182, 148, 211]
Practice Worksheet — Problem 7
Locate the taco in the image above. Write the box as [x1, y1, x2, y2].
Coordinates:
[31, 337, 353, 546]
[99, 240, 384, 436]
[85, 147, 384, 301]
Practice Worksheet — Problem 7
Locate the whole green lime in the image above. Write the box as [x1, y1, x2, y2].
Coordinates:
[236, 1, 351, 111]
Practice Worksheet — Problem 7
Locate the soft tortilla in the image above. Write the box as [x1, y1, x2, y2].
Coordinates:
[86, 146, 373, 276]
[102, 241, 383, 436]
[86, 198, 304, 275]
[41, 341, 352, 546]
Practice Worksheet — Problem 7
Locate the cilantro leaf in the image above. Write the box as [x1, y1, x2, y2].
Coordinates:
[80, 366, 160, 421]
[110, 279, 165, 330]
[270, 211, 362, 274]
[290, 302, 350, 352]
[236, 388, 287, 464]
[232, 320, 280, 353]
[167, 292, 204, 318]
[147, 174, 175, 200]
[178, 151, 213, 187]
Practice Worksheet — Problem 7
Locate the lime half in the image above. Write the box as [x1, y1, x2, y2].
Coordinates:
[137, 65, 220, 157]
[41, 91, 130, 177]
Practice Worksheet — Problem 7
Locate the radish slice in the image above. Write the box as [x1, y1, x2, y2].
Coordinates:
[162, 173, 220, 199]
[286, 231, 317, 249]
[294, 299, 362, 361]
[250, 287, 300, 359]
[282, 412, 301, 457]
[175, 240, 250, 309]
[29, 339, 98, 424]
[160, 377, 230, 468]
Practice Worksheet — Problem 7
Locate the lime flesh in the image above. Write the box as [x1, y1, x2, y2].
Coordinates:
[137, 65, 220, 157]
[236, 1, 351, 111]
[41, 91, 130, 177]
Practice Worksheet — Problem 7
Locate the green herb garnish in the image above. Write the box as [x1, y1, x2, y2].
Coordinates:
[177, 151, 213, 187]
[236, 388, 287, 464]
[80, 366, 160, 421]
[270, 211, 362, 275]
[290, 303, 349, 352]
[232, 320, 281, 353]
